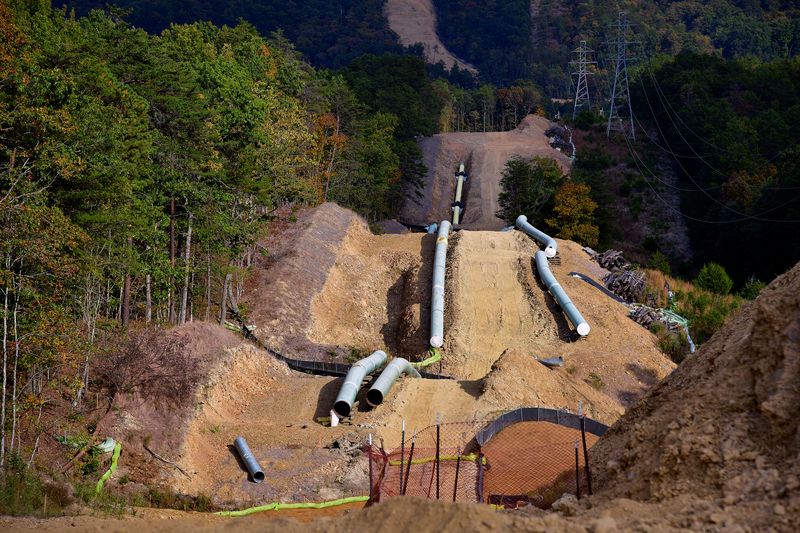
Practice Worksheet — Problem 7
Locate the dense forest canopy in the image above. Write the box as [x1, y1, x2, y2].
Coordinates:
[633, 52, 800, 284]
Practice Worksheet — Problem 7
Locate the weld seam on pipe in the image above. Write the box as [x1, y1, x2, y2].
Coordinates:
[366, 358, 421, 407]
[516, 215, 557, 257]
[234, 436, 265, 483]
[535, 250, 590, 336]
[333, 350, 387, 418]
[430, 220, 451, 348]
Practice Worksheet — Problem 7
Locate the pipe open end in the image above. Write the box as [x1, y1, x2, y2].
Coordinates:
[577, 322, 591, 336]
[366, 389, 384, 407]
[516, 215, 528, 225]
[430, 336, 443, 348]
[545, 246, 557, 258]
[333, 401, 351, 418]
[252, 471, 265, 483]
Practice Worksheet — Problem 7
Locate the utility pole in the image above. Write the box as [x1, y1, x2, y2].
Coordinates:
[607, 11, 636, 139]
[571, 40, 595, 119]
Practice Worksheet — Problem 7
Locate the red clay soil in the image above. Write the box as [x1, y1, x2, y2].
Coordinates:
[482, 422, 598, 508]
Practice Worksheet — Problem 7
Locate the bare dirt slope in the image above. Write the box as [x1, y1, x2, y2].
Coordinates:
[403, 115, 573, 229]
[443, 230, 674, 409]
[589, 260, 800, 530]
[384, 0, 477, 73]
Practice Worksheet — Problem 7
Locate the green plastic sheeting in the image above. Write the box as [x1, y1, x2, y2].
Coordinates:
[95, 442, 122, 494]
[411, 348, 441, 369]
[216, 495, 369, 517]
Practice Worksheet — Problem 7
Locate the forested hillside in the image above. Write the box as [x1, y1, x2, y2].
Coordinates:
[58, 0, 402, 68]
[434, 0, 800, 93]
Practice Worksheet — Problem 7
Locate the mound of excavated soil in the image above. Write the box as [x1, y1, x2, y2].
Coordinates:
[443, 230, 674, 411]
[402, 115, 572, 229]
[308, 217, 434, 359]
[590, 261, 800, 529]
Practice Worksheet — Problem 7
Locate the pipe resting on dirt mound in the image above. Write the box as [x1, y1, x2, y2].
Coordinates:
[366, 358, 421, 407]
[535, 251, 590, 336]
[516, 215, 557, 258]
[234, 436, 265, 483]
[430, 220, 451, 348]
[333, 350, 388, 417]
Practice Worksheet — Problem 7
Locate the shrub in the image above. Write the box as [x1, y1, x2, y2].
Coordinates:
[737, 277, 765, 300]
[649, 251, 671, 275]
[694, 262, 733, 295]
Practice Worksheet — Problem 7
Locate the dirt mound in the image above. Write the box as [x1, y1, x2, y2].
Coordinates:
[482, 350, 622, 425]
[384, 0, 477, 73]
[442, 231, 674, 410]
[308, 218, 433, 359]
[590, 261, 800, 528]
[402, 115, 572, 229]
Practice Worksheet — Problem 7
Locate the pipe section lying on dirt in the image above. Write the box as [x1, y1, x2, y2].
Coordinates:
[333, 350, 387, 417]
[430, 220, 452, 347]
[452, 163, 466, 225]
[516, 215, 557, 258]
[234, 436, 265, 483]
[366, 358, 421, 407]
[535, 251, 590, 336]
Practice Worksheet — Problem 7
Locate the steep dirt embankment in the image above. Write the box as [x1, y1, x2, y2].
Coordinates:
[588, 261, 800, 530]
[403, 115, 572, 229]
[443, 230, 674, 409]
[384, 0, 476, 73]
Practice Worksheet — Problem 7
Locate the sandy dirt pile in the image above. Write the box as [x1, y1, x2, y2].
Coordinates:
[443, 230, 674, 413]
[308, 217, 434, 359]
[589, 260, 800, 529]
[402, 115, 572, 229]
[384, 0, 476, 73]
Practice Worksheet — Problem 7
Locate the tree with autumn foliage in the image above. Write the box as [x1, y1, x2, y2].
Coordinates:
[546, 182, 600, 248]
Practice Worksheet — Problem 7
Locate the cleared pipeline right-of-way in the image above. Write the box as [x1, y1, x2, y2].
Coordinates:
[430, 220, 451, 348]
[452, 163, 466, 225]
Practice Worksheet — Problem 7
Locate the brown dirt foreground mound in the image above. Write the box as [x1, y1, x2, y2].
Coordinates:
[590, 260, 800, 530]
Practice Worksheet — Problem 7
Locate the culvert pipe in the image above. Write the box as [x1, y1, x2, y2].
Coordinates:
[234, 436, 265, 483]
[366, 358, 421, 407]
[452, 163, 467, 225]
[516, 215, 557, 258]
[430, 220, 452, 348]
[535, 251, 590, 336]
[333, 350, 387, 418]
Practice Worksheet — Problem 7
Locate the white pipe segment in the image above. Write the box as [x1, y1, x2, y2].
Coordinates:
[366, 358, 421, 407]
[535, 251, 590, 336]
[453, 163, 466, 225]
[333, 350, 387, 417]
[430, 220, 451, 347]
[516, 215, 557, 257]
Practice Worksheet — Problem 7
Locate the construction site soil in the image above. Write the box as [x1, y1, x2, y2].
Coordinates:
[402, 115, 573, 230]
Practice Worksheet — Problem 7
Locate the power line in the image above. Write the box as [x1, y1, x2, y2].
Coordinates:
[606, 11, 636, 140]
[570, 40, 596, 119]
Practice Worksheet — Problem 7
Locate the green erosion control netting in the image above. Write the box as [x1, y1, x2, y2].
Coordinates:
[95, 442, 122, 494]
[216, 495, 369, 517]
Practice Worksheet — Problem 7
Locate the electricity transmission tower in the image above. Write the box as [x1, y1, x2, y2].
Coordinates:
[607, 11, 636, 139]
[570, 40, 595, 119]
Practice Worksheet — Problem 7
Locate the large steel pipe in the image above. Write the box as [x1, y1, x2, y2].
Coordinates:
[535, 251, 590, 336]
[430, 220, 452, 347]
[333, 350, 387, 417]
[452, 163, 466, 225]
[516, 215, 557, 258]
[366, 358, 421, 407]
[234, 436, 265, 483]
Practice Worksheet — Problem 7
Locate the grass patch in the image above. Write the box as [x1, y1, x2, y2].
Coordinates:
[586, 372, 605, 391]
